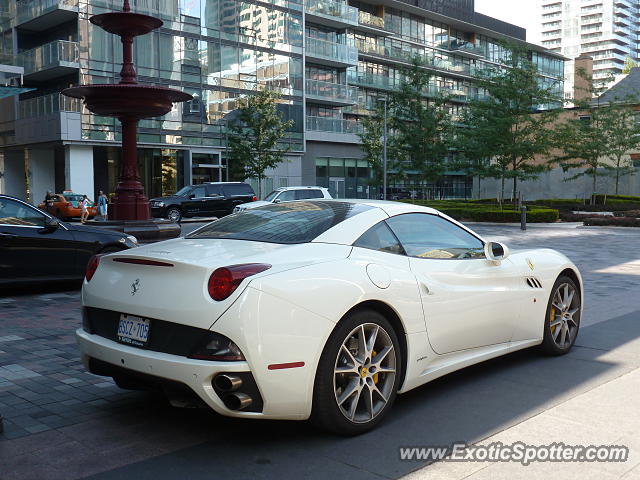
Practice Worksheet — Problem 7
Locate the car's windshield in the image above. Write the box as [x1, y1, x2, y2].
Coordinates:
[187, 201, 373, 244]
[175, 186, 192, 197]
[264, 190, 279, 202]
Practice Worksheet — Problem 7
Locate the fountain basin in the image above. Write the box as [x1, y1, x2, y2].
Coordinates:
[90, 12, 162, 37]
[62, 84, 192, 119]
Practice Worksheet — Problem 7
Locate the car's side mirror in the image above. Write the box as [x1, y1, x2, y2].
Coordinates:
[273, 198, 281, 204]
[188, 194, 195, 199]
[484, 241, 509, 262]
[42, 217, 60, 232]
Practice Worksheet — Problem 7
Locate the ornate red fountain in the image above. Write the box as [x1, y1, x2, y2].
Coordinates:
[63, 0, 191, 221]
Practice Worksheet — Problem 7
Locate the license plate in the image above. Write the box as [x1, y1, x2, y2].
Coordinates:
[117, 314, 151, 347]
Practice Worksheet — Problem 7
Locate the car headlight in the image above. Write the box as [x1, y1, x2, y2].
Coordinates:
[157, 201, 165, 207]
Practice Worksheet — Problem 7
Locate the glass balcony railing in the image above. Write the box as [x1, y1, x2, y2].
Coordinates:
[305, 79, 358, 103]
[449, 41, 485, 57]
[305, 0, 358, 25]
[346, 71, 487, 102]
[306, 115, 363, 134]
[305, 36, 358, 65]
[18, 40, 79, 75]
[358, 11, 385, 29]
[18, 93, 81, 119]
[347, 71, 395, 90]
[0, 52, 16, 66]
[16, 0, 78, 25]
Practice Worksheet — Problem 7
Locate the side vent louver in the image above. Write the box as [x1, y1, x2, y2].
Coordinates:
[525, 277, 543, 288]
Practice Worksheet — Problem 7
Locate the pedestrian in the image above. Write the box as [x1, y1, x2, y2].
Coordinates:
[44, 191, 54, 209]
[80, 194, 90, 224]
[97, 190, 108, 221]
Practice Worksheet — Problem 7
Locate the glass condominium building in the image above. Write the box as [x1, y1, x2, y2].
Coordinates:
[0, 0, 564, 203]
[539, 0, 638, 100]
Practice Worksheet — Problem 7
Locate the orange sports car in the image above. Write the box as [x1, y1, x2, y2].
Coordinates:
[38, 191, 98, 220]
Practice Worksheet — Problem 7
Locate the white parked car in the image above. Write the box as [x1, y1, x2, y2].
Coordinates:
[77, 200, 582, 435]
[233, 186, 331, 212]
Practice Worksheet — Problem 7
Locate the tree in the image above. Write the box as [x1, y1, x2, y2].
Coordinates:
[227, 89, 294, 198]
[455, 43, 564, 200]
[357, 59, 453, 198]
[623, 57, 638, 75]
[553, 111, 612, 197]
[600, 101, 640, 194]
[554, 69, 640, 196]
[388, 59, 453, 188]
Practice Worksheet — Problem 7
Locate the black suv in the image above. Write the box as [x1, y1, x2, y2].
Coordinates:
[150, 182, 256, 222]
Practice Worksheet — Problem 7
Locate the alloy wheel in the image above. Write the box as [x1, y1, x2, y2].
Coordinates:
[333, 323, 396, 424]
[549, 282, 580, 349]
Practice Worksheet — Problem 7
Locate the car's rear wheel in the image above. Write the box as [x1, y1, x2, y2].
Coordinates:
[312, 309, 401, 435]
[539, 275, 581, 355]
[166, 207, 182, 222]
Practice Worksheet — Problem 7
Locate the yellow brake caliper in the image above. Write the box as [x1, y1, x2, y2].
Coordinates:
[550, 307, 557, 335]
[372, 350, 379, 384]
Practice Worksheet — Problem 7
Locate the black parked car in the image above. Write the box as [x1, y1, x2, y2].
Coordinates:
[0, 195, 137, 286]
[149, 182, 257, 222]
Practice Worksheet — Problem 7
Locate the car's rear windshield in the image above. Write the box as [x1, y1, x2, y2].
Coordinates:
[187, 201, 373, 244]
[222, 183, 254, 196]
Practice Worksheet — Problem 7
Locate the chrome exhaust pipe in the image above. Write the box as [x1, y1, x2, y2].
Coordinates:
[214, 374, 243, 392]
[223, 392, 253, 411]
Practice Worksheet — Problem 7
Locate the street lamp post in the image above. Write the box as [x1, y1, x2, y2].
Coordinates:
[380, 97, 388, 200]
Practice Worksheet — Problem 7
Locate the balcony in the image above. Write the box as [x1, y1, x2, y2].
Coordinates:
[356, 11, 392, 35]
[305, 37, 358, 67]
[304, 0, 358, 28]
[347, 71, 395, 90]
[448, 41, 485, 59]
[18, 92, 81, 119]
[15, 0, 79, 31]
[0, 53, 24, 86]
[14, 92, 82, 144]
[305, 115, 362, 143]
[18, 40, 79, 82]
[305, 79, 358, 106]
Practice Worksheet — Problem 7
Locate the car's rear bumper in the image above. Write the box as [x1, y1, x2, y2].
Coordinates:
[76, 328, 286, 419]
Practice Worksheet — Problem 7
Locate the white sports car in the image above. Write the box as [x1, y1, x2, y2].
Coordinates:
[77, 200, 582, 435]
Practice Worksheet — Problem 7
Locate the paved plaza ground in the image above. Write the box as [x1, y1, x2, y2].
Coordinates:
[0, 222, 639, 479]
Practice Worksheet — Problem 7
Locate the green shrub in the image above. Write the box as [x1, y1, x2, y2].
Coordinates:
[583, 217, 640, 227]
[594, 194, 640, 203]
[398, 201, 559, 222]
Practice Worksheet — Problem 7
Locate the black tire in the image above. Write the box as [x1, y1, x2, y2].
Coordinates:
[166, 207, 182, 223]
[311, 309, 402, 436]
[539, 275, 581, 355]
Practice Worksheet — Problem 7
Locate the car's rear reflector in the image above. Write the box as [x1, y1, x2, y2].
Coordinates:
[112, 258, 174, 267]
[268, 362, 305, 370]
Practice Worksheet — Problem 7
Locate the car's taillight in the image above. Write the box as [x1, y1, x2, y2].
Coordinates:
[252, 196, 257, 202]
[65, 202, 71, 207]
[85, 255, 102, 282]
[207, 263, 271, 301]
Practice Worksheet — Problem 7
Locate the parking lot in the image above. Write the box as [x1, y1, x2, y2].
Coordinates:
[1, 222, 639, 480]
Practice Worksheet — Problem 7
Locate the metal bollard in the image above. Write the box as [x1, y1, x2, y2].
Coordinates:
[520, 205, 527, 231]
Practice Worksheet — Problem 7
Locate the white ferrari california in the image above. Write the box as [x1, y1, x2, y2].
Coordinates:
[77, 200, 582, 435]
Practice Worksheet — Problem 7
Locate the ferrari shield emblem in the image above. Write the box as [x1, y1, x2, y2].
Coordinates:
[527, 258, 535, 271]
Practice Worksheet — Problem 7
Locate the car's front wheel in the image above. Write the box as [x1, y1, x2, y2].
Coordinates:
[312, 309, 401, 435]
[540, 275, 581, 355]
[166, 207, 182, 223]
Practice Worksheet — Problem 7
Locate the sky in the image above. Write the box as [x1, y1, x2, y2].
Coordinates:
[474, 0, 540, 44]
